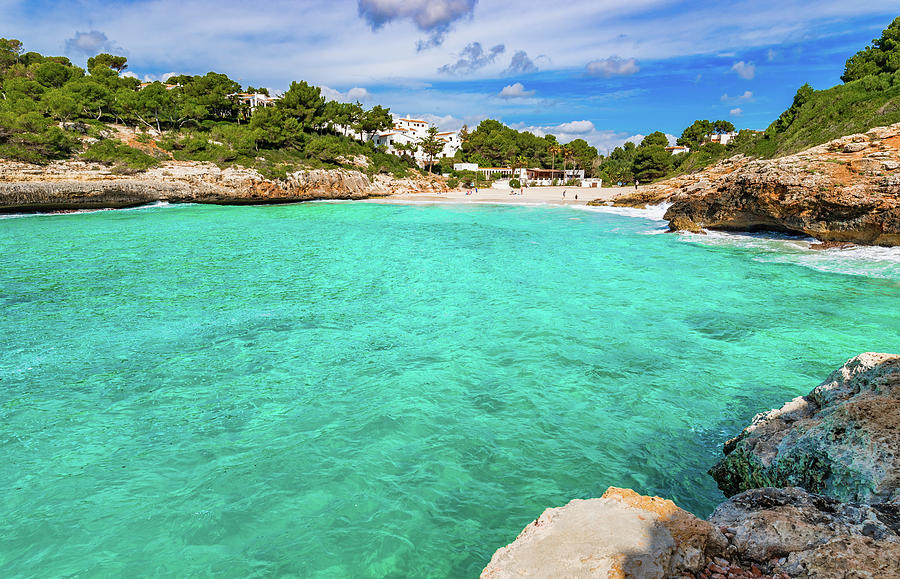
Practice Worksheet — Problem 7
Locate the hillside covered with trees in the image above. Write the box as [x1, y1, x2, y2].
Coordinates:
[0, 38, 408, 179]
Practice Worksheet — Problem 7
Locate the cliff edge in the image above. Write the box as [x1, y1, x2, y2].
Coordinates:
[593, 123, 900, 246]
[0, 159, 448, 212]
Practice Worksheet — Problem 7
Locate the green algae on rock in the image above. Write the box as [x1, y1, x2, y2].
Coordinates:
[710, 352, 900, 504]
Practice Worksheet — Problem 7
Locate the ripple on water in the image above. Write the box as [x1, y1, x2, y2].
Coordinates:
[1, 202, 898, 577]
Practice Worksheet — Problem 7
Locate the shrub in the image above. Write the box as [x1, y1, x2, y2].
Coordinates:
[447, 176, 459, 188]
[81, 139, 159, 171]
[509, 178, 521, 188]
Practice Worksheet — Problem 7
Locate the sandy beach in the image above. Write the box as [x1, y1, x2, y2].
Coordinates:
[367, 185, 636, 206]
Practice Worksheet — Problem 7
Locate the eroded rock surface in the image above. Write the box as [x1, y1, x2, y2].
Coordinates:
[0, 159, 449, 212]
[600, 123, 900, 246]
[710, 353, 900, 504]
[710, 487, 900, 579]
[481, 487, 726, 578]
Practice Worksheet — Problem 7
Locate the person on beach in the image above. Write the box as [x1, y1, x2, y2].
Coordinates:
[563, 190, 566, 199]
[575, 193, 578, 200]
[635, 180, 639, 189]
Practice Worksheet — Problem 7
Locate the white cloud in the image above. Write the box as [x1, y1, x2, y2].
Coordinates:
[138, 71, 182, 83]
[720, 90, 753, 102]
[514, 120, 648, 152]
[121, 71, 138, 79]
[556, 120, 595, 134]
[731, 61, 756, 80]
[499, 82, 535, 99]
[730, 107, 743, 116]
[585, 56, 640, 77]
[767, 48, 777, 61]
[320, 85, 372, 102]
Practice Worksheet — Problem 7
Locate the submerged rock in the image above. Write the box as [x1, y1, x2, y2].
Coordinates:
[481, 487, 726, 578]
[709, 353, 900, 504]
[710, 487, 900, 578]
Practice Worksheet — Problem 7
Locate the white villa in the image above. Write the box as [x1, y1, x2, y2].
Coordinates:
[371, 115, 462, 166]
[708, 131, 738, 146]
[230, 93, 280, 112]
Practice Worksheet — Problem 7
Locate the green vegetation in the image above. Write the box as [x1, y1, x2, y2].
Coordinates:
[0, 38, 411, 177]
[842, 16, 900, 82]
[81, 139, 160, 172]
[453, 119, 599, 179]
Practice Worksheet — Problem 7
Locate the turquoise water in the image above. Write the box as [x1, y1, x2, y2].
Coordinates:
[2, 202, 898, 577]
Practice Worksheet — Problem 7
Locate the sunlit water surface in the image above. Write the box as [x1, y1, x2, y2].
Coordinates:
[2, 202, 898, 577]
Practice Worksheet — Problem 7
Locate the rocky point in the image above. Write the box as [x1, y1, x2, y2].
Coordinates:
[594, 123, 900, 246]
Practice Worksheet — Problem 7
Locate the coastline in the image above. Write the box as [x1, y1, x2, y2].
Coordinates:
[364, 185, 631, 206]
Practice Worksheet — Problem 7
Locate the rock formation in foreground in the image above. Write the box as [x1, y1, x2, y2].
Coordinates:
[593, 123, 900, 246]
[710, 352, 900, 504]
[482, 354, 900, 578]
[0, 159, 448, 212]
[481, 487, 726, 578]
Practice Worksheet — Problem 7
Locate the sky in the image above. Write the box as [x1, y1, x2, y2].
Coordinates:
[2, 0, 898, 151]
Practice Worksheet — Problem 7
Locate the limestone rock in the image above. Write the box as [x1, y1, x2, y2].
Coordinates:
[0, 158, 448, 212]
[710, 353, 900, 504]
[614, 122, 900, 246]
[481, 487, 725, 578]
[710, 487, 900, 579]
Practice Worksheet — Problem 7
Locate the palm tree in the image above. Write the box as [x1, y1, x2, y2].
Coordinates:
[511, 155, 528, 183]
[561, 146, 574, 183]
[549, 144, 562, 172]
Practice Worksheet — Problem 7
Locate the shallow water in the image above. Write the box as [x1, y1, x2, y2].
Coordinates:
[2, 202, 898, 577]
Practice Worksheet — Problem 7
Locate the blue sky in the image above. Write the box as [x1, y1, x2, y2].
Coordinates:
[2, 0, 897, 150]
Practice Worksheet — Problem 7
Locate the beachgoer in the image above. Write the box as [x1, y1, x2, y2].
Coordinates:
[575, 193, 578, 200]
[635, 180, 639, 189]
[563, 190, 566, 199]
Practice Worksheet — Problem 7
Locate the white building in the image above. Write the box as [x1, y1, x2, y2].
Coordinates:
[230, 93, 280, 113]
[708, 132, 738, 146]
[665, 145, 691, 154]
[371, 115, 462, 166]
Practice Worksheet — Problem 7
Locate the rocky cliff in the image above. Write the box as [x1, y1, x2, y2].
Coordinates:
[0, 159, 449, 212]
[482, 354, 900, 578]
[594, 123, 900, 246]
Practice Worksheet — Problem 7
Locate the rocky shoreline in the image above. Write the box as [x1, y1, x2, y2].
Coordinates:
[482, 353, 900, 578]
[0, 159, 449, 213]
[591, 123, 900, 247]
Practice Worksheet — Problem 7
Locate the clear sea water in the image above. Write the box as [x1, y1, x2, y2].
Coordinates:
[2, 201, 898, 577]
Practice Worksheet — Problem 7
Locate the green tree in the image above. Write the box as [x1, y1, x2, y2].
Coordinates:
[87, 53, 128, 75]
[66, 77, 112, 120]
[567, 138, 598, 177]
[33, 61, 70, 88]
[841, 17, 900, 82]
[677, 120, 714, 147]
[357, 105, 392, 140]
[249, 107, 302, 150]
[0, 38, 23, 76]
[773, 83, 814, 132]
[419, 126, 445, 172]
[713, 120, 736, 134]
[279, 81, 326, 130]
[632, 145, 672, 182]
[640, 131, 669, 148]
[41, 88, 81, 121]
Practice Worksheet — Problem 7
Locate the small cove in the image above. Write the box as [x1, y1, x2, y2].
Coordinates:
[2, 202, 898, 577]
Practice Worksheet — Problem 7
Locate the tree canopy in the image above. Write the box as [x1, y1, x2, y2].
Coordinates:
[842, 17, 900, 82]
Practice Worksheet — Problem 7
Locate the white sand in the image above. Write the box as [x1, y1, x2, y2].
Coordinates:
[365, 185, 638, 206]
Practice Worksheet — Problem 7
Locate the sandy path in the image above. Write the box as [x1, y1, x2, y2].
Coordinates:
[365, 185, 638, 206]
